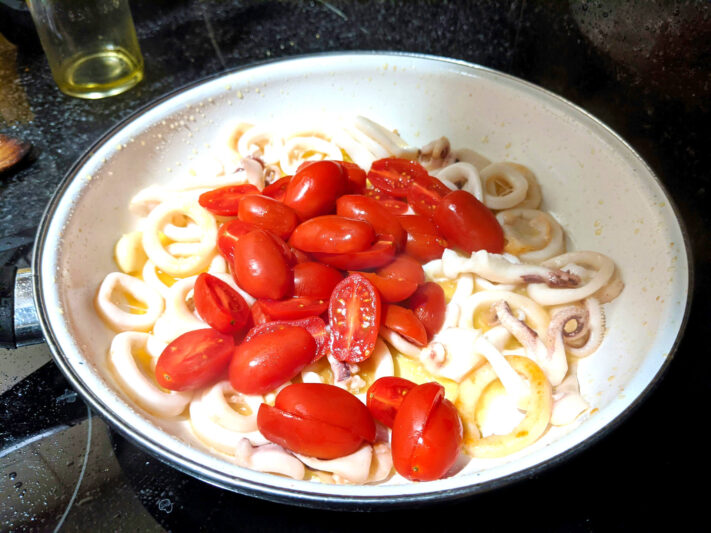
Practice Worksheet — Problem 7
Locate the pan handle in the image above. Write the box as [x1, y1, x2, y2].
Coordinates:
[0, 266, 44, 349]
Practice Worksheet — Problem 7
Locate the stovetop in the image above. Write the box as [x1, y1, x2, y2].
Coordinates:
[1, 1, 709, 531]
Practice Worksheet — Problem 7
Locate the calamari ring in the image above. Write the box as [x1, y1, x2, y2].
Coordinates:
[237, 125, 282, 165]
[480, 162, 529, 210]
[162, 219, 203, 242]
[506, 163, 542, 209]
[457, 355, 552, 458]
[151, 275, 205, 343]
[142, 199, 217, 277]
[353, 116, 418, 159]
[459, 290, 549, 335]
[279, 136, 342, 175]
[234, 439, 305, 480]
[527, 251, 615, 306]
[222, 121, 254, 159]
[434, 162, 483, 201]
[453, 147, 491, 172]
[331, 126, 379, 170]
[142, 259, 173, 300]
[200, 380, 263, 433]
[296, 444, 374, 484]
[379, 326, 421, 358]
[95, 272, 164, 332]
[114, 231, 147, 274]
[109, 331, 191, 417]
[496, 208, 565, 263]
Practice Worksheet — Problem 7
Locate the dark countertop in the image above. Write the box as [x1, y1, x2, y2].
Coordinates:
[1, 1, 709, 531]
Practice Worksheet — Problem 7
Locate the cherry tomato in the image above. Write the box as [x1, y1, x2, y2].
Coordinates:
[237, 194, 299, 240]
[397, 215, 448, 262]
[312, 240, 396, 271]
[193, 273, 250, 335]
[229, 325, 316, 394]
[391, 382, 463, 481]
[231, 229, 293, 300]
[198, 184, 260, 216]
[367, 158, 429, 198]
[405, 282, 446, 340]
[290, 247, 312, 264]
[293, 262, 344, 299]
[284, 160, 347, 220]
[262, 175, 291, 202]
[244, 316, 329, 361]
[364, 187, 409, 215]
[376, 254, 425, 285]
[339, 161, 367, 194]
[366, 376, 416, 428]
[434, 190, 504, 253]
[155, 329, 235, 391]
[406, 174, 450, 220]
[382, 304, 428, 347]
[352, 271, 418, 303]
[217, 219, 255, 261]
[328, 273, 382, 363]
[257, 297, 328, 321]
[336, 194, 406, 250]
[289, 215, 375, 254]
[250, 300, 270, 326]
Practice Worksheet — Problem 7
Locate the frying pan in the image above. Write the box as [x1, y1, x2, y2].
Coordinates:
[0, 52, 691, 508]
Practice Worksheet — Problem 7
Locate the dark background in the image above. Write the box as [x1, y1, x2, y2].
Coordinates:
[1, 1, 709, 531]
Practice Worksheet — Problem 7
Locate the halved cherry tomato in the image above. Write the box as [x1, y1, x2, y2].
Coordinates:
[237, 194, 299, 240]
[405, 282, 446, 340]
[198, 184, 260, 216]
[244, 316, 329, 361]
[293, 262, 344, 299]
[328, 274, 382, 363]
[262, 175, 291, 201]
[231, 229, 293, 300]
[336, 194, 406, 250]
[391, 382, 463, 481]
[217, 219, 255, 261]
[367, 158, 429, 198]
[366, 376, 416, 428]
[284, 160, 347, 220]
[398, 214, 447, 262]
[250, 300, 270, 326]
[229, 325, 315, 394]
[434, 190, 504, 253]
[376, 254, 425, 285]
[289, 215, 375, 254]
[382, 304, 428, 347]
[406, 174, 450, 220]
[155, 329, 235, 391]
[364, 187, 409, 215]
[193, 273, 250, 335]
[312, 240, 396, 271]
[256, 297, 328, 321]
[352, 271, 418, 303]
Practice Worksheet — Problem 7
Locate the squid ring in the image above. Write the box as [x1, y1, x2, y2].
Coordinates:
[237, 125, 282, 165]
[109, 331, 191, 417]
[480, 162, 529, 210]
[95, 272, 164, 332]
[506, 163, 542, 209]
[496, 208, 565, 263]
[457, 355, 552, 458]
[199, 381, 263, 433]
[459, 290, 549, 335]
[435, 162, 483, 201]
[527, 251, 615, 306]
[142, 199, 217, 277]
[279, 136, 342, 175]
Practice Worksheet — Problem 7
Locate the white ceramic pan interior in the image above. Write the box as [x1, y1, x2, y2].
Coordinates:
[34, 52, 689, 506]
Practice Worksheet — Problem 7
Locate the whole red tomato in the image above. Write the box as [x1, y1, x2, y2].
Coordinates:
[237, 194, 299, 240]
[289, 215, 375, 254]
[293, 262, 344, 299]
[434, 190, 504, 254]
[336, 194, 406, 250]
[405, 282, 446, 340]
[231, 229, 293, 300]
[284, 160, 347, 220]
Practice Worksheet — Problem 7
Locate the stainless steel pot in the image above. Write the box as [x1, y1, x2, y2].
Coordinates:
[0, 52, 692, 508]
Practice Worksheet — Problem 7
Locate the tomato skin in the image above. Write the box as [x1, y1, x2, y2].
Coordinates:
[237, 194, 299, 240]
[364, 188, 409, 215]
[231, 229, 293, 300]
[244, 316, 329, 361]
[155, 329, 235, 391]
[275, 383, 376, 442]
[289, 215, 375, 254]
[366, 376, 416, 428]
[293, 262, 344, 299]
[312, 240, 396, 271]
[284, 160, 347, 220]
[405, 282, 446, 340]
[229, 325, 316, 395]
[434, 190, 505, 254]
[376, 254, 425, 285]
[397, 215, 447, 262]
[339, 161, 367, 194]
[367, 158, 429, 198]
[193, 273, 250, 335]
[336, 194, 406, 250]
[198, 184, 260, 216]
[353, 271, 418, 303]
[391, 382, 463, 481]
[328, 273, 382, 363]
[262, 175, 291, 202]
[257, 404, 364, 459]
[217, 219, 255, 261]
[256, 297, 328, 321]
[382, 304, 428, 347]
[406, 175, 449, 220]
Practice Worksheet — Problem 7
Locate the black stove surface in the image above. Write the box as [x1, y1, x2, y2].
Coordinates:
[1, 1, 709, 531]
